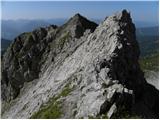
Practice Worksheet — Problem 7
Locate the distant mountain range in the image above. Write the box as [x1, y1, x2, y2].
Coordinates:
[1, 19, 158, 40]
[1, 19, 67, 40]
[136, 26, 158, 36]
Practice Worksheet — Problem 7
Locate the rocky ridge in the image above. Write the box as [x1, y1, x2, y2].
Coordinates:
[1, 10, 158, 118]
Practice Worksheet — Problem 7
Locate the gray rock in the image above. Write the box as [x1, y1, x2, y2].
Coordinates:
[1, 10, 158, 119]
[1, 14, 97, 102]
[107, 103, 117, 118]
[145, 70, 159, 89]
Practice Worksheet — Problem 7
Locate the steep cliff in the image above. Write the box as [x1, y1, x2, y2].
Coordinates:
[1, 10, 158, 119]
[1, 14, 97, 101]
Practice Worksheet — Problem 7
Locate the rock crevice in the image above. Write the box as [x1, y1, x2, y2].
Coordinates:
[1, 10, 158, 119]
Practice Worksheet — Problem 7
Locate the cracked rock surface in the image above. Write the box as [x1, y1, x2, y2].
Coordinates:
[1, 10, 158, 119]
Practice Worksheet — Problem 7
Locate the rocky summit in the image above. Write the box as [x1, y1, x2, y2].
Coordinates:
[1, 10, 159, 119]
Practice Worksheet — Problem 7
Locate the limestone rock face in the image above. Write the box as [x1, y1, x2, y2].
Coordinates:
[1, 14, 97, 101]
[1, 10, 158, 119]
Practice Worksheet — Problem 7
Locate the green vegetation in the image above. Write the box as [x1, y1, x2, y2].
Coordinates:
[139, 52, 159, 71]
[31, 99, 62, 119]
[58, 31, 71, 50]
[137, 35, 158, 57]
[59, 82, 73, 97]
[111, 105, 141, 119]
[31, 82, 73, 119]
[49, 31, 71, 51]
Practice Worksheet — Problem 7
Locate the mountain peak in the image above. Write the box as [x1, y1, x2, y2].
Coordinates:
[115, 9, 131, 22]
[67, 13, 95, 26]
[71, 13, 86, 21]
[2, 10, 158, 119]
[63, 13, 98, 38]
[104, 9, 131, 23]
[74, 13, 82, 18]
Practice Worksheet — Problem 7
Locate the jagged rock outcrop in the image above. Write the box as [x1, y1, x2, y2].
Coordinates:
[1, 14, 97, 101]
[1, 10, 158, 119]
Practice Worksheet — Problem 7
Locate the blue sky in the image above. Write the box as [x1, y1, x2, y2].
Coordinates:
[1, 1, 159, 23]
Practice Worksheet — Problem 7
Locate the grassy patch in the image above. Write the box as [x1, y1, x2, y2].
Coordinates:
[30, 82, 73, 119]
[59, 82, 73, 97]
[139, 52, 159, 71]
[31, 100, 62, 119]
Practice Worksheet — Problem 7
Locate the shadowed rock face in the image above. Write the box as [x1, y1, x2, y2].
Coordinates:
[1, 10, 158, 119]
[1, 15, 98, 101]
